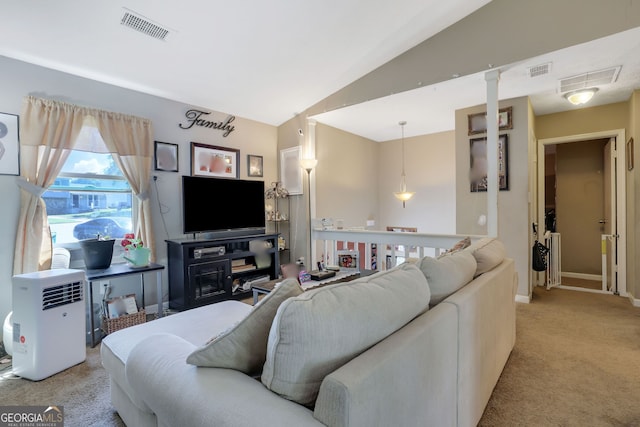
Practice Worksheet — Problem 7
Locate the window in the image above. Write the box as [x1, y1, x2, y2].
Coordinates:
[46, 128, 133, 245]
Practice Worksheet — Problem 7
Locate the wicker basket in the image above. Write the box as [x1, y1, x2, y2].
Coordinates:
[102, 309, 146, 335]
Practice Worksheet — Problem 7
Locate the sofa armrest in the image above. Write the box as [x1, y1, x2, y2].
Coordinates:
[314, 303, 458, 427]
[126, 333, 323, 427]
[442, 258, 516, 427]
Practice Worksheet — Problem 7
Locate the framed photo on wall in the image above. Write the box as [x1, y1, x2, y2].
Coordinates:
[154, 141, 179, 172]
[0, 112, 20, 176]
[191, 142, 239, 178]
[467, 106, 513, 135]
[469, 134, 509, 192]
[247, 154, 263, 177]
[280, 146, 302, 195]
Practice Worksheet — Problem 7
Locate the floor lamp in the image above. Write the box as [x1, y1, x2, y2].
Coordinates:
[300, 158, 317, 268]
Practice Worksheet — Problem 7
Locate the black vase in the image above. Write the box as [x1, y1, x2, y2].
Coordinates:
[79, 238, 115, 270]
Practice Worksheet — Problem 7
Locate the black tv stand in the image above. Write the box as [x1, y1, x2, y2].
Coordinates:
[166, 233, 279, 311]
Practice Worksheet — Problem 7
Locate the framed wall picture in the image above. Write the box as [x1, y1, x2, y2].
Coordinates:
[154, 141, 179, 172]
[191, 142, 239, 178]
[469, 134, 509, 192]
[467, 106, 513, 135]
[280, 146, 302, 195]
[0, 112, 20, 175]
[248, 154, 263, 177]
[627, 138, 634, 171]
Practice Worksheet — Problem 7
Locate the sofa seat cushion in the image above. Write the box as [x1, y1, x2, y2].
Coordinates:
[261, 262, 431, 406]
[466, 237, 506, 276]
[187, 278, 303, 374]
[417, 250, 477, 306]
[101, 300, 252, 412]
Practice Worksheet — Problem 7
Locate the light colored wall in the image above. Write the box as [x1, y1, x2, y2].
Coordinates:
[378, 131, 456, 233]
[278, 120, 457, 267]
[535, 102, 628, 139]
[555, 140, 607, 275]
[0, 56, 278, 334]
[315, 124, 378, 229]
[455, 97, 531, 297]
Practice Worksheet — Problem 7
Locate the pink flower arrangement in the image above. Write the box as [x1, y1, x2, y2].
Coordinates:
[121, 233, 144, 250]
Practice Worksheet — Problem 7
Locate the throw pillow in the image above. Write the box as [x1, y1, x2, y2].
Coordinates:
[417, 250, 477, 306]
[466, 237, 506, 276]
[186, 278, 303, 375]
[261, 262, 431, 406]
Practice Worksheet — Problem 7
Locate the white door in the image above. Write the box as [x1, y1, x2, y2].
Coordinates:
[538, 130, 626, 297]
[602, 138, 617, 292]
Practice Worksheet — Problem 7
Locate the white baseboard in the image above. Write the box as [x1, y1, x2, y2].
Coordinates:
[561, 272, 602, 281]
[555, 285, 611, 295]
[515, 294, 531, 304]
[627, 293, 640, 307]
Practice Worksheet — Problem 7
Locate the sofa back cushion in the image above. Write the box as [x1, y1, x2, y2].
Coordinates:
[416, 250, 477, 306]
[186, 278, 303, 375]
[466, 237, 506, 276]
[261, 262, 431, 406]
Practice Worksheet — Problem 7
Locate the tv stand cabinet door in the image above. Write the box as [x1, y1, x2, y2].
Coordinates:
[187, 258, 231, 307]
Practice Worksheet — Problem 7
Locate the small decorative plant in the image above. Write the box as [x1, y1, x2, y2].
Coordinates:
[121, 233, 150, 267]
[121, 233, 144, 250]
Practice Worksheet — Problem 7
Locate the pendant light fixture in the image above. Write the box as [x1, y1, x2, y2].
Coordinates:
[393, 120, 414, 208]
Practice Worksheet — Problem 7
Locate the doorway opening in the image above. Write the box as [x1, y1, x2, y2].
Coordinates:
[537, 129, 627, 297]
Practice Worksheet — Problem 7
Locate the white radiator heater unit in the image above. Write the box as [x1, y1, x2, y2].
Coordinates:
[545, 232, 561, 290]
[11, 268, 87, 381]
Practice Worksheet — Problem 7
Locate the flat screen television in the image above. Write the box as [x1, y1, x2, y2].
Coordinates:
[182, 176, 266, 237]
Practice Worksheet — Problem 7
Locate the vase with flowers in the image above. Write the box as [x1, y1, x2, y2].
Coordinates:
[121, 233, 150, 268]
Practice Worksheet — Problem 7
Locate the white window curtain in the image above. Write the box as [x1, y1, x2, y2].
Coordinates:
[13, 96, 154, 274]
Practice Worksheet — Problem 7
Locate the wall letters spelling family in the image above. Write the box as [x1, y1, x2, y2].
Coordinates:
[179, 109, 235, 137]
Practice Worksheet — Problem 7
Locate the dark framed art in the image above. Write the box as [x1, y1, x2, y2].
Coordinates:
[154, 141, 179, 172]
[469, 134, 509, 192]
[191, 142, 239, 178]
[468, 106, 513, 136]
[247, 154, 263, 177]
[0, 112, 20, 176]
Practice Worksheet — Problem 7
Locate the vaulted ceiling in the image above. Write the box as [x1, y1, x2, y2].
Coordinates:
[2, 0, 639, 141]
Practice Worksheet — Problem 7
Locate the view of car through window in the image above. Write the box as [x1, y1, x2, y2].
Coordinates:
[46, 149, 133, 244]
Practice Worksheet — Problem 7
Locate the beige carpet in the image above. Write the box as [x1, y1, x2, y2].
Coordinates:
[480, 286, 640, 426]
[1, 345, 124, 426]
[1, 287, 639, 426]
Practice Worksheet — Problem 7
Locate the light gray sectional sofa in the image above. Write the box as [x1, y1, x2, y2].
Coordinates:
[101, 237, 516, 427]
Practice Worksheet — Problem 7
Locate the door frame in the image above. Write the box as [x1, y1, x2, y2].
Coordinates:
[537, 129, 627, 297]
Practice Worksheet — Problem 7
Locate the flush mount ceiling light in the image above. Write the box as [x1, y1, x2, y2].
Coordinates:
[393, 121, 414, 208]
[564, 88, 598, 105]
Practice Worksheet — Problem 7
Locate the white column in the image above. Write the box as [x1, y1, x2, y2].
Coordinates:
[485, 69, 500, 237]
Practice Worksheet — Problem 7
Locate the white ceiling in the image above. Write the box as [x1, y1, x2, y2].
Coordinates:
[313, 27, 640, 141]
[1, 1, 639, 142]
[0, 0, 490, 126]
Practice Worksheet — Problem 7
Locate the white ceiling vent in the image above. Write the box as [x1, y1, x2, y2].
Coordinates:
[559, 66, 621, 93]
[528, 62, 552, 78]
[121, 9, 171, 41]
